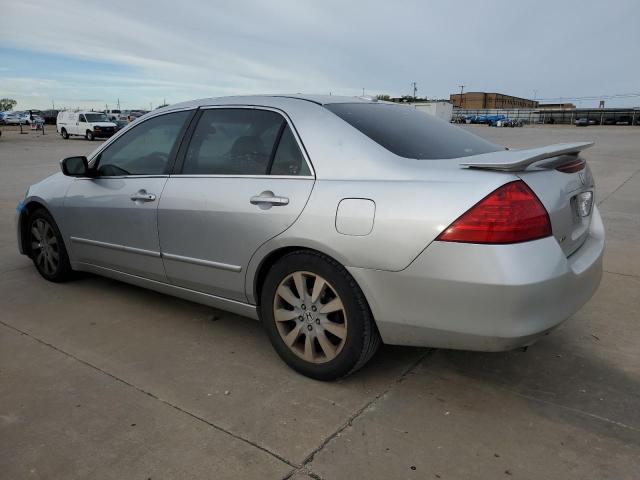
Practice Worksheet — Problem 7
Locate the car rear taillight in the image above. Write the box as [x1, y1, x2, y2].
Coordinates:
[436, 180, 552, 244]
[555, 158, 585, 173]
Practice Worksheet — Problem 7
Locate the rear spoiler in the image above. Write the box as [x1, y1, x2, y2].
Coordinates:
[460, 142, 594, 172]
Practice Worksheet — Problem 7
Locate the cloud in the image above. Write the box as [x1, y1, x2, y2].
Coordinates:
[2, 0, 640, 109]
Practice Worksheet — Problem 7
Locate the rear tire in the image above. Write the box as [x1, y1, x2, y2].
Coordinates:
[86, 130, 94, 141]
[28, 209, 73, 282]
[61, 128, 69, 139]
[260, 251, 381, 380]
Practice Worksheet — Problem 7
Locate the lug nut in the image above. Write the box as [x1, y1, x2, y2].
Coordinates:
[311, 305, 317, 312]
[298, 316, 303, 321]
[315, 318, 320, 325]
[301, 304, 306, 310]
[307, 325, 313, 331]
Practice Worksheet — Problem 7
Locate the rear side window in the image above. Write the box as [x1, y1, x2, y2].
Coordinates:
[325, 103, 501, 159]
[183, 109, 283, 175]
[182, 108, 309, 176]
[270, 125, 310, 176]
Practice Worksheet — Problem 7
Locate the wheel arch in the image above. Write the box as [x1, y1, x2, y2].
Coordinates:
[18, 199, 50, 256]
[251, 245, 367, 310]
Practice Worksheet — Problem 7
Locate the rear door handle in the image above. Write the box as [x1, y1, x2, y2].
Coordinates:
[131, 190, 156, 202]
[250, 191, 289, 207]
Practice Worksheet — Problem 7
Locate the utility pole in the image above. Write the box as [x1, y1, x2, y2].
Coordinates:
[411, 81, 417, 100]
[362, 87, 365, 96]
[458, 84, 465, 109]
[117, 98, 120, 110]
[52, 100, 55, 110]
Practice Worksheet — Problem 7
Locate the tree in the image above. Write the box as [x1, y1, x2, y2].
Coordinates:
[0, 98, 17, 111]
[376, 94, 391, 101]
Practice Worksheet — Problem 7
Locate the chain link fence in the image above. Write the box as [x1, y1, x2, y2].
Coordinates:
[453, 108, 640, 125]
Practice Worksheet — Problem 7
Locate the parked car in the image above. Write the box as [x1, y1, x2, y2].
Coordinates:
[3, 111, 28, 125]
[17, 95, 603, 380]
[112, 119, 129, 131]
[41, 110, 60, 125]
[56, 111, 117, 140]
[575, 118, 589, 127]
[0, 111, 7, 125]
[104, 109, 123, 121]
[26, 111, 45, 125]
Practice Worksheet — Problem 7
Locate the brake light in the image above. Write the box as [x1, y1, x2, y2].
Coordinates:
[556, 158, 585, 173]
[436, 180, 552, 244]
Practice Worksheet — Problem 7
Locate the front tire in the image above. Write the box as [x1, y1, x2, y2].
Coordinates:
[28, 209, 73, 282]
[260, 251, 380, 380]
[86, 130, 94, 141]
[61, 128, 69, 139]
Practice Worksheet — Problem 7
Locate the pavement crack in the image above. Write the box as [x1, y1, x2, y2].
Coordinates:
[502, 387, 640, 433]
[285, 348, 433, 478]
[604, 269, 639, 279]
[424, 369, 640, 434]
[597, 167, 640, 206]
[0, 320, 298, 470]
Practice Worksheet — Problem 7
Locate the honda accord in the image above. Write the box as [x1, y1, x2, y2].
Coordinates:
[16, 95, 604, 380]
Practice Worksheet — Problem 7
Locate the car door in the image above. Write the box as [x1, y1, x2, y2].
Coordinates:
[75, 113, 86, 136]
[64, 109, 193, 281]
[158, 107, 315, 302]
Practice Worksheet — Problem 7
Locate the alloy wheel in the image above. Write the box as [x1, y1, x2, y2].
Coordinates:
[30, 218, 60, 276]
[273, 271, 348, 363]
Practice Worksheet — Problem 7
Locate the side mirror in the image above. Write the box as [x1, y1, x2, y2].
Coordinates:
[60, 156, 90, 177]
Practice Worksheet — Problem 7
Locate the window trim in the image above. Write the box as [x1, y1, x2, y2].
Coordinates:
[172, 105, 315, 179]
[86, 108, 197, 179]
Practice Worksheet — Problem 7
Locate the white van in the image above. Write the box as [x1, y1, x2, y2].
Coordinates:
[56, 111, 117, 140]
[104, 109, 123, 121]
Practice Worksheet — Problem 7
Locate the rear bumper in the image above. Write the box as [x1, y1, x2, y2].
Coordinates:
[348, 206, 604, 351]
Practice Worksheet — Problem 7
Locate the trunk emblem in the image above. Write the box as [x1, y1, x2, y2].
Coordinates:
[579, 172, 587, 185]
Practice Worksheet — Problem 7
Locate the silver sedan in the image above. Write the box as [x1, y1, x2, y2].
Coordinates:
[16, 95, 604, 380]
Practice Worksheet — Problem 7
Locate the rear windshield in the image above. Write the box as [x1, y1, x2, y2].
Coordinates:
[325, 103, 501, 159]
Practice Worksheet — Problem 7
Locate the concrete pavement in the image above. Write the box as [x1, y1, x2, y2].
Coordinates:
[1, 125, 638, 479]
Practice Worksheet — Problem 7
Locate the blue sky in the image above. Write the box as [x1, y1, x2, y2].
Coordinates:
[2, 0, 640, 110]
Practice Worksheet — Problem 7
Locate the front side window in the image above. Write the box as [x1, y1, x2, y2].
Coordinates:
[95, 110, 190, 176]
[79, 114, 86, 123]
[183, 108, 287, 175]
[325, 103, 501, 159]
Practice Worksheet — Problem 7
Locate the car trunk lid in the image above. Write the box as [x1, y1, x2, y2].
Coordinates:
[460, 142, 596, 257]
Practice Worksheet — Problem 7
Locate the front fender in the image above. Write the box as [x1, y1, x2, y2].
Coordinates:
[17, 172, 75, 256]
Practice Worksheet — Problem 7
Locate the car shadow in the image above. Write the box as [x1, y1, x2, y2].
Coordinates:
[420, 330, 640, 447]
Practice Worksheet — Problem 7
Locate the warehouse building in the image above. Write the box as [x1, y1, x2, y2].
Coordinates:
[450, 92, 538, 109]
[537, 102, 577, 109]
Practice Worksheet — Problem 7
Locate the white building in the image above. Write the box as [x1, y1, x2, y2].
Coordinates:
[409, 101, 453, 122]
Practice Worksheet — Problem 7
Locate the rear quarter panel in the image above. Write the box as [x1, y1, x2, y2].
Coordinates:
[245, 170, 516, 303]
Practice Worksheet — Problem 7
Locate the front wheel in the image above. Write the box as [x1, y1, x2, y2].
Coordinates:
[86, 130, 94, 141]
[260, 251, 380, 380]
[61, 128, 69, 139]
[28, 209, 73, 282]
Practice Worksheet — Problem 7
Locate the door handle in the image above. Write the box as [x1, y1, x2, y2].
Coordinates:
[131, 190, 156, 202]
[250, 191, 289, 206]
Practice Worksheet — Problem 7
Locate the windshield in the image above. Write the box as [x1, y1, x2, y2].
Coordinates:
[85, 113, 109, 122]
[325, 103, 501, 159]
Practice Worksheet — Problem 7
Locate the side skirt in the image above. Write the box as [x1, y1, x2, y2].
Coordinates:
[73, 262, 259, 320]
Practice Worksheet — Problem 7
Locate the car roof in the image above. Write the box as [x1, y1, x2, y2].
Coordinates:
[162, 94, 378, 111]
